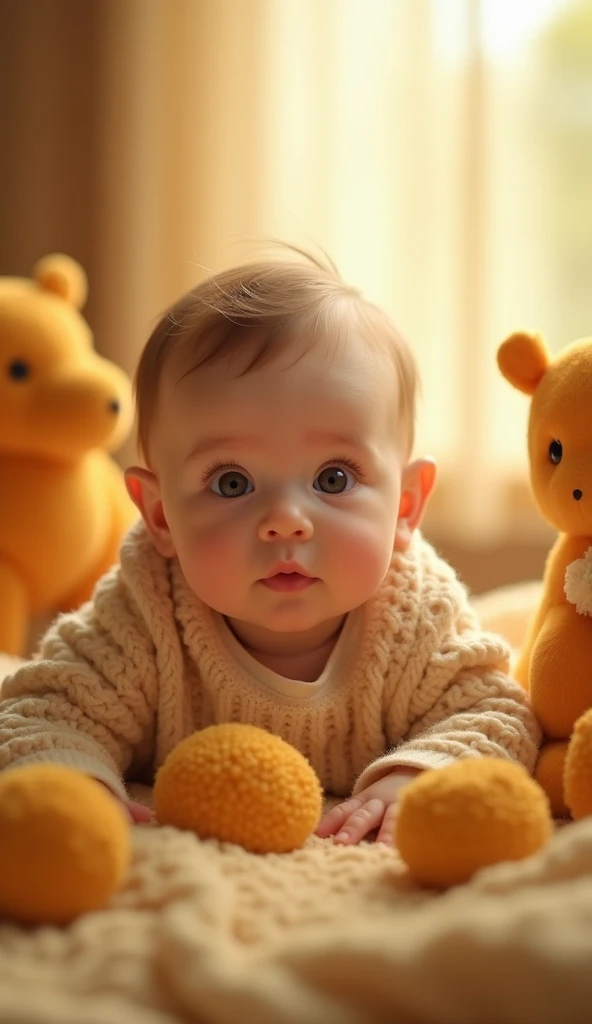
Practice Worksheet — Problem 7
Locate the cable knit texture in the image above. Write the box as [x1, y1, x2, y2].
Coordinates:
[0, 582, 586, 1024]
[0, 521, 540, 798]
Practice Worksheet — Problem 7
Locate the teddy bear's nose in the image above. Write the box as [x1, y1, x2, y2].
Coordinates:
[573, 489, 583, 501]
[108, 399, 121, 415]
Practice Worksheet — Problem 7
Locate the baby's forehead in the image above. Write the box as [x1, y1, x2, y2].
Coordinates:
[154, 334, 401, 454]
[164, 328, 398, 402]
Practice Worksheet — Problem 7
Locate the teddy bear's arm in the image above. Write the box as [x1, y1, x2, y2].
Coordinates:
[515, 592, 553, 688]
[526, 533, 592, 739]
[516, 533, 591, 690]
[0, 560, 29, 656]
[58, 454, 138, 612]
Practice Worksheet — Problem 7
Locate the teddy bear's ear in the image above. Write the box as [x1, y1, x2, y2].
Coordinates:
[497, 331, 550, 395]
[32, 254, 88, 310]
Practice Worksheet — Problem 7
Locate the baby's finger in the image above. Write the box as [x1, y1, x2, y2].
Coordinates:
[334, 798, 385, 846]
[375, 801, 399, 846]
[126, 800, 155, 824]
[314, 797, 363, 838]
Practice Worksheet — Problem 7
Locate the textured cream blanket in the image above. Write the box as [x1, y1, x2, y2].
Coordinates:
[0, 581, 590, 1024]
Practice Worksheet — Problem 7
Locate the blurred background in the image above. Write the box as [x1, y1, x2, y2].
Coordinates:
[2, 0, 591, 594]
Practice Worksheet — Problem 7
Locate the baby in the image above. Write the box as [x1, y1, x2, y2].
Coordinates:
[0, 252, 541, 845]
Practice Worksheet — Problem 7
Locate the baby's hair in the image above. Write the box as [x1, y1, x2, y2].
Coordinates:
[134, 244, 418, 462]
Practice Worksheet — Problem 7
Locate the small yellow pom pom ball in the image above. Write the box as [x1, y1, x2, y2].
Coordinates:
[0, 764, 131, 925]
[565, 708, 592, 820]
[154, 724, 323, 854]
[395, 758, 552, 888]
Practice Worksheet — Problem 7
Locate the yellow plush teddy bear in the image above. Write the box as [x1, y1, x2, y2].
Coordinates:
[498, 331, 592, 817]
[0, 254, 137, 655]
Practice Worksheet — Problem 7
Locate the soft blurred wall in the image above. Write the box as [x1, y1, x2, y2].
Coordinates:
[0, 2, 102, 304]
[4, 0, 591, 593]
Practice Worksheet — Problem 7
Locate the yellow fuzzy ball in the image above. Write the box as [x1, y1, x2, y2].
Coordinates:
[565, 708, 592, 820]
[154, 724, 323, 853]
[0, 764, 131, 925]
[395, 758, 552, 888]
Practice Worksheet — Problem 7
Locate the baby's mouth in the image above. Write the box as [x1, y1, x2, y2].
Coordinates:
[260, 572, 318, 593]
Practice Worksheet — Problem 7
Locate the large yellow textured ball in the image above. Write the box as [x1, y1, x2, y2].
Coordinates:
[395, 758, 552, 888]
[0, 764, 131, 925]
[154, 724, 323, 853]
[565, 708, 592, 820]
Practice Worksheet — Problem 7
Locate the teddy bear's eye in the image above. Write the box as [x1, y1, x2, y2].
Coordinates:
[549, 440, 563, 465]
[7, 360, 31, 382]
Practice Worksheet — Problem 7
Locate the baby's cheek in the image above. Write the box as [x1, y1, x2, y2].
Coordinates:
[336, 509, 394, 562]
[178, 520, 244, 602]
[329, 517, 394, 591]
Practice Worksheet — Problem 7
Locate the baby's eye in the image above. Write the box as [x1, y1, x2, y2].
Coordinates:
[7, 359, 31, 381]
[549, 440, 563, 465]
[211, 469, 254, 498]
[313, 465, 355, 494]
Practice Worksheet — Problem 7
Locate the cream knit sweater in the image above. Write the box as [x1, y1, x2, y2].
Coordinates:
[0, 522, 540, 800]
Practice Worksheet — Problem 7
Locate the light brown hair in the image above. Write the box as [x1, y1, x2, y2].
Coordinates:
[134, 248, 418, 462]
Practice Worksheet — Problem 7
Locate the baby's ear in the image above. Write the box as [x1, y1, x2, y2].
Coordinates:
[395, 458, 437, 552]
[497, 331, 550, 395]
[125, 466, 176, 558]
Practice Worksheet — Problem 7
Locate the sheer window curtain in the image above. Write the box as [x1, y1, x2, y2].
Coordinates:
[2, 0, 581, 551]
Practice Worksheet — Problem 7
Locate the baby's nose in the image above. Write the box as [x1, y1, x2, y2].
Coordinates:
[573, 488, 583, 501]
[261, 519, 313, 541]
[258, 504, 314, 541]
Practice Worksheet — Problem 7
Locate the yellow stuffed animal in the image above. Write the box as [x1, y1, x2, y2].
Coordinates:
[0, 254, 137, 654]
[498, 331, 592, 817]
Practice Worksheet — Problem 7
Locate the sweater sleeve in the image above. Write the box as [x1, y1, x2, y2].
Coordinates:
[353, 552, 542, 794]
[0, 566, 160, 801]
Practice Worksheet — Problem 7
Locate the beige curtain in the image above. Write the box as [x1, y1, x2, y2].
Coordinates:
[0, 0, 575, 551]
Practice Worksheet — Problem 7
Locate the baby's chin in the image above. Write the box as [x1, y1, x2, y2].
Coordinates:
[223, 606, 348, 647]
[230, 611, 335, 635]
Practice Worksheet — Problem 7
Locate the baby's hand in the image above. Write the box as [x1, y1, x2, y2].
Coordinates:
[119, 797, 155, 824]
[94, 779, 154, 824]
[315, 769, 421, 846]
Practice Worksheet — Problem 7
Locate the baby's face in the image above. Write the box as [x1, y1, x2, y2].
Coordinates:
[144, 334, 407, 640]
